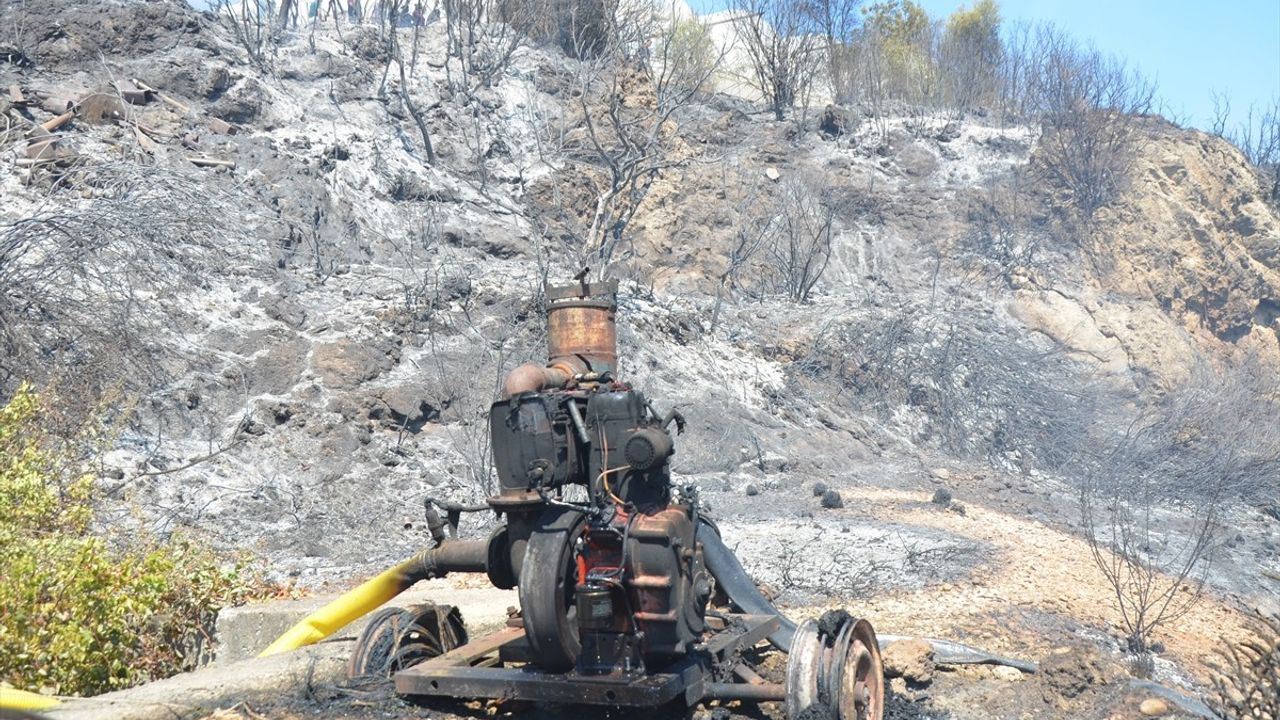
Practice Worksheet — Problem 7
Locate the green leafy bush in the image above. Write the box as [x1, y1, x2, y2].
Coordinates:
[0, 384, 277, 696]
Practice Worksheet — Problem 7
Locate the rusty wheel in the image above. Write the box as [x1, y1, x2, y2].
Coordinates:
[834, 619, 883, 720]
[785, 620, 822, 718]
[785, 615, 884, 720]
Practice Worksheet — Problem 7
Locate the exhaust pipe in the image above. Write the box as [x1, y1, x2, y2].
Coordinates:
[502, 280, 618, 397]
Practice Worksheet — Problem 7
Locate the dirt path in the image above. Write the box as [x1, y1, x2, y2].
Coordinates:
[787, 487, 1252, 684]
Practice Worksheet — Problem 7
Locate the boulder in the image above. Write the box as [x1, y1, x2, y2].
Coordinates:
[818, 104, 856, 139]
[375, 383, 437, 431]
[883, 638, 934, 685]
[896, 142, 938, 179]
[820, 489, 844, 509]
[1038, 644, 1124, 703]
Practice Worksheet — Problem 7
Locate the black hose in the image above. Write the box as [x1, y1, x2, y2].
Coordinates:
[699, 517, 1039, 673]
[1128, 680, 1221, 720]
[699, 518, 796, 651]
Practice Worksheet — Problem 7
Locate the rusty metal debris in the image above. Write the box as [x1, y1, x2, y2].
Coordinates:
[134, 78, 191, 115]
[209, 118, 237, 135]
[114, 79, 153, 106]
[38, 95, 75, 115]
[25, 129, 60, 161]
[40, 111, 74, 133]
[4, 74, 236, 180]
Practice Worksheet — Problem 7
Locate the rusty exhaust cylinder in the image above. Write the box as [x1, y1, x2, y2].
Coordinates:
[546, 280, 618, 376]
[502, 280, 618, 398]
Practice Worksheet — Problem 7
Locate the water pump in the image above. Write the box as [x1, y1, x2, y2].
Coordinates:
[266, 278, 886, 720]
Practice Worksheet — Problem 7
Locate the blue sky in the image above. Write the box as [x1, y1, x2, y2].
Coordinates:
[690, 0, 1280, 131]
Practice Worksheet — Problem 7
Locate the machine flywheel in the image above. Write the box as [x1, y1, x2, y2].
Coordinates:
[517, 507, 588, 672]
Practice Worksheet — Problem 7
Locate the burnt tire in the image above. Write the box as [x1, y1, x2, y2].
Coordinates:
[518, 507, 586, 672]
[346, 603, 466, 680]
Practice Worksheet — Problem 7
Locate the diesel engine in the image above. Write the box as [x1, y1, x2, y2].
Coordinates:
[485, 279, 710, 675]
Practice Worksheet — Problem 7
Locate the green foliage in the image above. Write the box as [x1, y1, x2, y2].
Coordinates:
[942, 0, 1002, 108]
[658, 18, 718, 96]
[862, 0, 938, 104]
[945, 0, 1000, 42]
[0, 385, 274, 696]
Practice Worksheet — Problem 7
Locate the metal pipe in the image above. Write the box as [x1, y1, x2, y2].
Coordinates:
[566, 398, 590, 446]
[430, 539, 489, 573]
[733, 662, 768, 685]
[501, 361, 579, 398]
[259, 540, 488, 657]
[875, 634, 1038, 673]
[704, 682, 786, 701]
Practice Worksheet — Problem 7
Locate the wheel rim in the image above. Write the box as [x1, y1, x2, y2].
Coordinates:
[839, 619, 884, 720]
[347, 604, 465, 679]
[785, 620, 822, 718]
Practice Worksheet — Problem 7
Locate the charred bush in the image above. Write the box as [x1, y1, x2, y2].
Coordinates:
[1019, 25, 1155, 221]
[1077, 361, 1280, 653]
[789, 303, 1097, 473]
[0, 161, 258, 414]
[1210, 609, 1280, 720]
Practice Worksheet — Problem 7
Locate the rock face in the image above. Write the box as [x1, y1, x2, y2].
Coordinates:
[990, 123, 1280, 387]
[1139, 697, 1171, 717]
[311, 339, 395, 389]
[1079, 125, 1280, 378]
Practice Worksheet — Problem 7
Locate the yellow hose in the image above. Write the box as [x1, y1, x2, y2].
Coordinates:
[0, 687, 61, 711]
[258, 558, 420, 657]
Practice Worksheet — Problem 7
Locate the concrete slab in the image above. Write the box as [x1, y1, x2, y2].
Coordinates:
[43, 580, 516, 720]
[44, 643, 349, 720]
[214, 578, 518, 664]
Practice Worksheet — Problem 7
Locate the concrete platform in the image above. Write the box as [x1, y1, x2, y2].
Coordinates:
[213, 577, 518, 664]
[43, 578, 516, 720]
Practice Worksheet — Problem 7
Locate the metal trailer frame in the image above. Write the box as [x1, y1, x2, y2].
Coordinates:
[394, 613, 785, 707]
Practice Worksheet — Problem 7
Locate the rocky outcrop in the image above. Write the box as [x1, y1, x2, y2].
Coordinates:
[1090, 124, 1280, 373]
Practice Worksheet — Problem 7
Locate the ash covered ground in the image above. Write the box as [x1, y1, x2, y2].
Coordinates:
[3, 1, 1279, 718]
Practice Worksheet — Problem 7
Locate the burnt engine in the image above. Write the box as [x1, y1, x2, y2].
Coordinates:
[484, 280, 711, 676]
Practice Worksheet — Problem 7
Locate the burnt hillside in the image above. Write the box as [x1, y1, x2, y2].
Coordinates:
[1, 1, 1278, 717]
